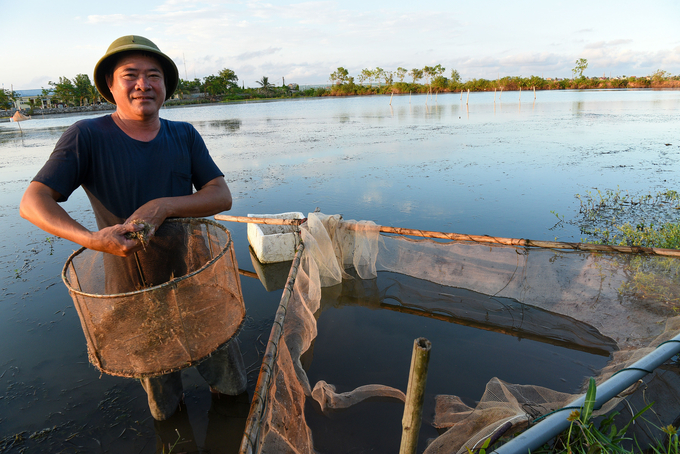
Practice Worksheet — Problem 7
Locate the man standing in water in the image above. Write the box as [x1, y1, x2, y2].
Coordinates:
[19, 35, 247, 421]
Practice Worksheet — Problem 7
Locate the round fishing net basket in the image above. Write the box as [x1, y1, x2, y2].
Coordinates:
[62, 218, 245, 378]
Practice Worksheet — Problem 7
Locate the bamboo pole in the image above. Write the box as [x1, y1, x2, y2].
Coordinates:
[399, 337, 432, 454]
[215, 215, 680, 257]
[239, 240, 305, 454]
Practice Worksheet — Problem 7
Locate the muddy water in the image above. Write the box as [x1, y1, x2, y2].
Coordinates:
[0, 89, 679, 453]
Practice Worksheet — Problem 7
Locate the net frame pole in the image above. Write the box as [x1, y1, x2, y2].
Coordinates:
[215, 214, 680, 257]
[239, 238, 305, 454]
[491, 332, 680, 454]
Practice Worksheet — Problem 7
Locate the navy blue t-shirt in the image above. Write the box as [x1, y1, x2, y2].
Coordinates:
[34, 115, 223, 228]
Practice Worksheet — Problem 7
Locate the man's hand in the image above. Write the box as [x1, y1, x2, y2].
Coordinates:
[91, 223, 148, 257]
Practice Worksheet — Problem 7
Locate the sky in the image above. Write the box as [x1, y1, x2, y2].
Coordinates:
[2, 0, 680, 90]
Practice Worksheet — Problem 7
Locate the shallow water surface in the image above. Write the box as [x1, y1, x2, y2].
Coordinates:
[0, 89, 679, 452]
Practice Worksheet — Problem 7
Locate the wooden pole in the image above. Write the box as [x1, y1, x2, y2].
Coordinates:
[466, 89, 469, 105]
[390, 92, 394, 105]
[215, 215, 680, 257]
[399, 338, 432, 454]
[534, 86, 536, 99]
[519, 86, 521, 102]
[240, 241, 305, 454]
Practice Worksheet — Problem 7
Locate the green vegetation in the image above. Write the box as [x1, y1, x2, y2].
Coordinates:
[571, 187, 680, 312]
[470, 378, 679, 453]
[0, 88, 16, 109]
[321, 60, 680, 97]
[574, 188, 680, 249]
[6, 59, 680, 114]
[572, 58, 589, 79]
[528, 378, 675, 454]
[534, 193, 680, 453]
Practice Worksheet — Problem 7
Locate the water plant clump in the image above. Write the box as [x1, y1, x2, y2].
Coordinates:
[574, 188, 680, 248]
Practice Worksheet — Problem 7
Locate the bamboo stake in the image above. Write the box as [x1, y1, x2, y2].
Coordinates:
[399, 337, 431, 454]
[239, 240, 305, 454]
[215, 215, 680, 257]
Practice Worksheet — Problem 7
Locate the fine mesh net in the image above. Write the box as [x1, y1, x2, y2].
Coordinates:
[62, 218, 245, 378]
[242, 213, 680, 454]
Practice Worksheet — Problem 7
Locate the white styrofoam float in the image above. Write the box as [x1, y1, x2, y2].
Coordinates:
[247, 212, 305, 264]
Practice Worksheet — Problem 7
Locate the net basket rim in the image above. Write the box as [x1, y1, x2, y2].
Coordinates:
[61, 217, 233, 298]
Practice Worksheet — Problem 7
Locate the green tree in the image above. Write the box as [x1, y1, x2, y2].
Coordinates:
[203, 75, 222, 97]
[359, 68, 374, 85]
[218, 68, 239, 91]
[409, 68, 423, 84]
[423, 64, 444, 90]
[330, 67, 350, 85]
[450, 69, 461, 84]
[374, 67, 385, 86]
[177, 78, 203, 99]
[256, 76, 275, 95]
[572, 58, 588, 79]
[432, 76, 448, 91]
[73, 73, 94, 106]
[49, 77, 76, 106]
[396, 67, 408, 83]
[651, 69, 670, 83]
[0, 89, 13, 110]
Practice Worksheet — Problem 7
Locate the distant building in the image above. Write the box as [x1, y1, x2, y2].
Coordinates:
[13, 89, 54, 110]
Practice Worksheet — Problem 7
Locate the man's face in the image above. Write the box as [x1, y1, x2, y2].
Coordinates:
[107, 54, 166, 120]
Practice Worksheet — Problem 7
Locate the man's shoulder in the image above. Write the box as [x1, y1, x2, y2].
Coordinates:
[161, 118, 197, 133]
[67, 115, 114, 135]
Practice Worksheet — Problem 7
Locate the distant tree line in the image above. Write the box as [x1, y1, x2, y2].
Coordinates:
[324, 60, 680, 96]
[3, 59, 680, 113]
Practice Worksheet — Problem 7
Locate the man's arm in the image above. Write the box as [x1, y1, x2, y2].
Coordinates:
[20, 181, 143, 257]
[124, 176, 232, 231]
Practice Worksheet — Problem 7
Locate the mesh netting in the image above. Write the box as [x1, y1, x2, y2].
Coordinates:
[242, 213, 680, 454]
[62, 218, 245, 378]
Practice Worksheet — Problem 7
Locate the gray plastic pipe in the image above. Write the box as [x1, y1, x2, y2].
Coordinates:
[491, 332, 680, 454]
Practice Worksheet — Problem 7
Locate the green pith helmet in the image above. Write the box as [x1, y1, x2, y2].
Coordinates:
[93, 35, 179, 104]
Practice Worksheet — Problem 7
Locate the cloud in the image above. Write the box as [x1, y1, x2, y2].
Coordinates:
[236, 47, 283, 61]
[585, 39, 633, 49]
